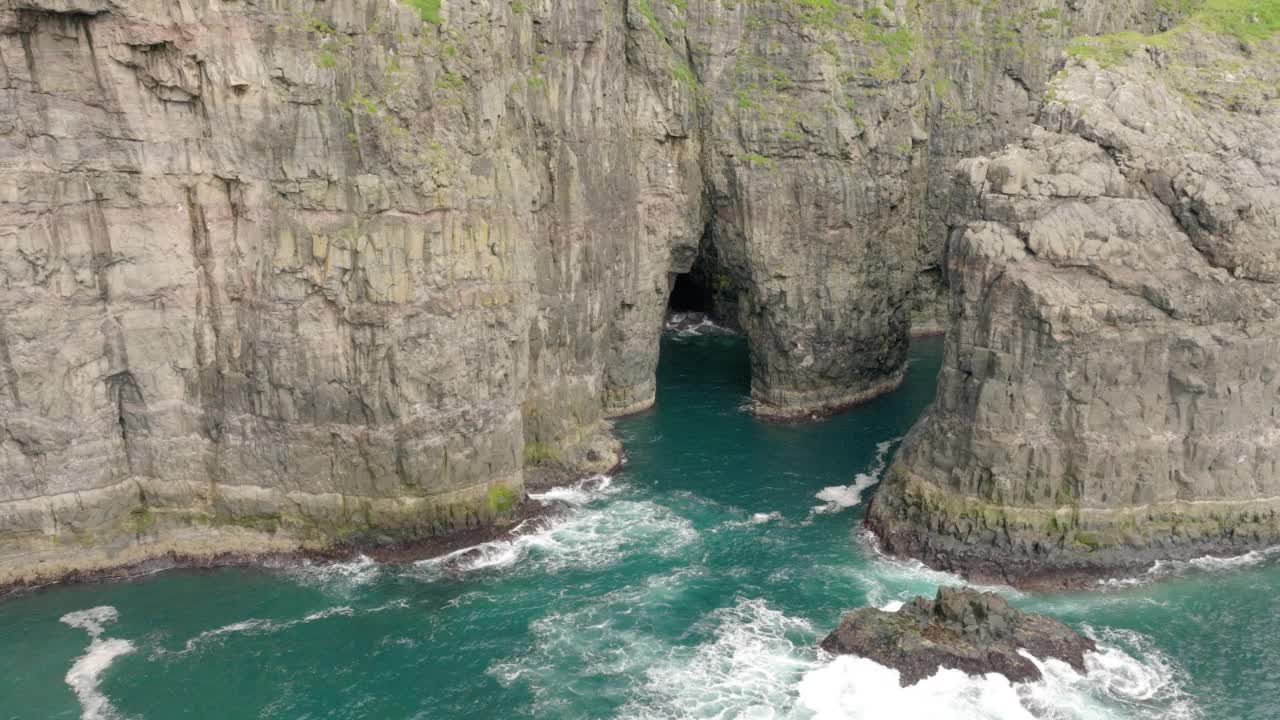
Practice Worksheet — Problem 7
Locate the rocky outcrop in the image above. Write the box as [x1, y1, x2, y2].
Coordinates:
[870, 23, 1280, 587]
[910, 0, 1182, 334]
[821, 587, 1095, 685]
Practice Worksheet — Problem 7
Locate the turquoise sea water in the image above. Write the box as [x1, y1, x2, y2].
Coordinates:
[2, 332, 1277, 719]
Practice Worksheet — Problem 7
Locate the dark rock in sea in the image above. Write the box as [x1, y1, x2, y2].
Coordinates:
[820, 587, 1095, 686]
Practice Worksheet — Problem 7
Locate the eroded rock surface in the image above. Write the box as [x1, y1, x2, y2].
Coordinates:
[821, 587, 1095, 685]
[0, 0, 1180, 584]
[870, 27, 1280, 587]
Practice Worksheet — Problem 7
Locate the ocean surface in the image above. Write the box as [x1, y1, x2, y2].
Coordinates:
[2, 331, 1277, 719]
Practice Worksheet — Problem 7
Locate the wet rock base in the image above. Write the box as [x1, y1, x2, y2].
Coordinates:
[821, 587, 1095, 686]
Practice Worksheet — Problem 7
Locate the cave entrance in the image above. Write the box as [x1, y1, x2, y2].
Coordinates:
[665, 226, 739, 331]
[668, 271, 713, 314]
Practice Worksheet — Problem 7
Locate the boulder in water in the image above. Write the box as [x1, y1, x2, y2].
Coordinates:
[820, 587, 1095, 686]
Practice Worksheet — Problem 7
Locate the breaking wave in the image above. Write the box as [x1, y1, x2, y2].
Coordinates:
[847, 528, 1024, 609]
[795, 645, 1198, 720]
[284, 553, 381, 591]
[60, 607, 135, 720]
[620, 600, 1194, 719]
[1096, 546, 1280, 589]
[528, 473, 617, 506]
[623, 597, 820, 719]
[417, 476, 696, 576]
[666, 312, 736, 337]
[811, 439, 898, 515]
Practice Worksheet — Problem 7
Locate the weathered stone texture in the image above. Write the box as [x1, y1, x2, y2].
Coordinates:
[870, 29, 1280, 586]
[0, 0, 1186, 583]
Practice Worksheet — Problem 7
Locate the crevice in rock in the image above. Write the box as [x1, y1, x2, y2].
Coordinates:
[106, 369, 152, 477]
[0, 317, 20, 406]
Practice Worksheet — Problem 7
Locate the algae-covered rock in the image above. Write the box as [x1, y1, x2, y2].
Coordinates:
[821, 587, 1095, 685]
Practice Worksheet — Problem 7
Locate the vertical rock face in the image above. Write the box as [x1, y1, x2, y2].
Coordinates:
[0, 0, 707, 583]
[870, 27, 1280, 587]
[684, 0, 925, 417]
[0, 0, 1181, 583]
[910, 0, 1178, 334]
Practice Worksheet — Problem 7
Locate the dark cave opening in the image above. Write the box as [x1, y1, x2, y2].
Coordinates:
[665, 225, 740, 330]
[668, 271, 713, 314]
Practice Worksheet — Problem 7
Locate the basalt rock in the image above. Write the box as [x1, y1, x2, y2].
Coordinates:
[0, 0, 1181, 584]
[821, 587, 1095, 686]
[870, 25, 1280, 587]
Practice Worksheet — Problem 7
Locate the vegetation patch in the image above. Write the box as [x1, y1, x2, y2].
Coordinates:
[487, 486, 519, 514]
[1069, 0, 1280, 66]
[522, 441, 560, 464]
[403, 0, 442, 24]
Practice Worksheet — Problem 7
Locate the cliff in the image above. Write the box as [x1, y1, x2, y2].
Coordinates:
[0, 0, 1173, 585]
[869, 13, 1280, 587]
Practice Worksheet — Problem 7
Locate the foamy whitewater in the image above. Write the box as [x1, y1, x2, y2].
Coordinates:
[665, 312, 737, 337]
[43, 450, 1202, 720]
[11, 335, 1260, 719]
[812, 439, 898, 515]
[60, 607, 135, 720]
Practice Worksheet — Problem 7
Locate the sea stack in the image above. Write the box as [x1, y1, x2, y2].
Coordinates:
[869, 25, 1280, 587]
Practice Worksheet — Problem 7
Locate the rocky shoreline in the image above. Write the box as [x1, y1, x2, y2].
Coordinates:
[865, 483, 1280, 590]
[0, 491, 578, 598]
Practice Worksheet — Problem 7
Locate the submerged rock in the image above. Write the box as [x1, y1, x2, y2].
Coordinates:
[820, 588, 1095, 686]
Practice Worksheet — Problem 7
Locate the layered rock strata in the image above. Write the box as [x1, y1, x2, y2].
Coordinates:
[0, 0, 1178, 584]
[0, 0, 698, 585]
[870, 25, 1280, 587]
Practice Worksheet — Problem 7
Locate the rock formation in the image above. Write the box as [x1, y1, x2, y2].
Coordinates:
[821, 587, 1096, 685]
[870, 19, 1280, 587]
[0, 0, 1183, 585]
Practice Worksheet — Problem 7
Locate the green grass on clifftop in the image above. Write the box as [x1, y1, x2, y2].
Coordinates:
[1197, 0, 1280, 40]
[1070, 0, 1280, 65]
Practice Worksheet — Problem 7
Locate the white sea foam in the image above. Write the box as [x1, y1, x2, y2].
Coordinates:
[418, 478, 695, 576]
[666, 312, 735, 337]
[624, 597, 820, 719]
[795, 639, 1199, 720]
[811, 439, 898, 515]
[61, 606, 120, 638]
[602, 593, 1197, 720]
[1097, 546, 1280, 589]
[182, 619, 276, 652]
[719, 511, 785, 530]
[489, 571, 697, 716]
[1150, 546, 1279, 577]
[528, 473, 616, 506]
[848, 529, 1023, 608]
[61, 606, 135, 720]
[797, 655, 1039, 719]
[174, 603, 358, 654]
[285, 553, 380, 590]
